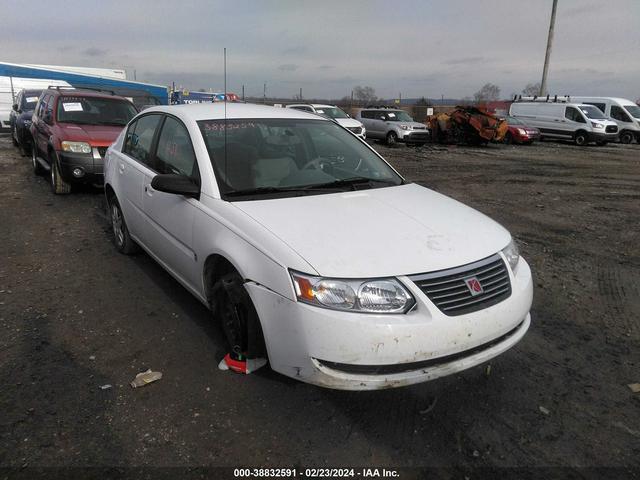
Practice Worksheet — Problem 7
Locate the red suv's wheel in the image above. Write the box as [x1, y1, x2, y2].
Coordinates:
[49, 151, 71, 194]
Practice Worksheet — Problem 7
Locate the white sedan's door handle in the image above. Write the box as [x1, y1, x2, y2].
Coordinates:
[144, 183, 153, 196]
[118, 162, 125, 174]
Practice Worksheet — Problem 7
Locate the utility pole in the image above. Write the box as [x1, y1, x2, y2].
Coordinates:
[9, 76, 15, 104]
[299, 87, 302, 100]
[242, 85, 245, 102]
[540, 0, 558, 96]
[263, 82, 266, 104]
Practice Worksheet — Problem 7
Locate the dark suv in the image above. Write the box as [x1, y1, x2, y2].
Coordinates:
[30, 88, 137, 194]
[10, 89, 43, 155]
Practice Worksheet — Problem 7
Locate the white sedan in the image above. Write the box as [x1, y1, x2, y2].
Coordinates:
[104, 103, 533, 390]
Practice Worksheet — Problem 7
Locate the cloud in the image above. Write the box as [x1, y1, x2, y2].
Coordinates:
[442, 56, 487, 66]
[563, 2, 604, 16]
[282, 46, 308, 55]
[82, 47, 107, 57]
[1, 0, 638, 100]
[278, 64, 299, 72]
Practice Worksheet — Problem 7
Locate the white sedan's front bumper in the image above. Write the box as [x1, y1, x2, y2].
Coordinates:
[246, 258, 533, 390]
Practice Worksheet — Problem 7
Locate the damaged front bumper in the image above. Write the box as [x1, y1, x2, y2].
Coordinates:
[245, 258, 533, 390]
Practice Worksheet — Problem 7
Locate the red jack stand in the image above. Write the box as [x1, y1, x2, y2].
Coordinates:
[218, 353, 267, 374]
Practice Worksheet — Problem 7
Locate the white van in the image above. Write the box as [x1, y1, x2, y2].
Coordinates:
[571, 97, 640, 144]
[509, 101, 619, 146]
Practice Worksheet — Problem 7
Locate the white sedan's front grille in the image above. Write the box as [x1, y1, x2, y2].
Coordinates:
[409, 254, 511, 316]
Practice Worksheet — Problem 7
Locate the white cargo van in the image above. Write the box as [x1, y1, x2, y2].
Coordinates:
[509, 101, 619, 146]
[571, 97, 640, 144]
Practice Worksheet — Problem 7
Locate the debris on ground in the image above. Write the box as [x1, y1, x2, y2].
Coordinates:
[539, 406, 550, 415]
[99, 384, 112, 390]
[419, 396, 438, 414]
[628, 383, 640, 393]
[428, 106, 508, 145]
[130, 369, 163, 388]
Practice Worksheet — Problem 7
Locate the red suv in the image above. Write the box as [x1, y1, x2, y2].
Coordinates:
[30, 88, 137, 194]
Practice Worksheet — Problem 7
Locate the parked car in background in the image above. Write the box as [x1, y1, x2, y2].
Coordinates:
[571, 97, 640, 144]
[504, 116, 540, 144]
[509, 101, 618, 146]
[30, 87, 137, 194]
[9, 89, 43, 155]
[285, 103, 365, 139]
[104, 103, 532, 390]
[355, 107, 429, 145]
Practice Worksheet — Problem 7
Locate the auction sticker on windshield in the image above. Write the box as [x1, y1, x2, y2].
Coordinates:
[62, 102, 83, 112]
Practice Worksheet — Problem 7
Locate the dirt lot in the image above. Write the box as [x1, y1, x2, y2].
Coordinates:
[0, 134, 639, 478]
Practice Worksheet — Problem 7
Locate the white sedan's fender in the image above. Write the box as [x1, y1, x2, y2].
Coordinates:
[191, 194, 317, 303]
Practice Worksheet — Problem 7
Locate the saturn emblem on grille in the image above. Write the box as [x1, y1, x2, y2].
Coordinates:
[464, 276, 484, 296]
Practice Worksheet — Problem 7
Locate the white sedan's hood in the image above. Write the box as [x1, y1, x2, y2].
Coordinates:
[233, 183, 511, 278]
[335, 118, 364, 129]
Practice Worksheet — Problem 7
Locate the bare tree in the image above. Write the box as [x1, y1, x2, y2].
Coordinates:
[521, 83, 541, 96]
[415, 96, 433, 107]
[353, 85, 377, 104]
[473, 83, 501, 102]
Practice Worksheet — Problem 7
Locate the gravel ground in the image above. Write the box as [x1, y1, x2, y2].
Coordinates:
[0, 133, 639, 479]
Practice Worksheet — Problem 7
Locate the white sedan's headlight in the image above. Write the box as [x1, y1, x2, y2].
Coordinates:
[502, 239, 520, 272]
[290, 271, 415, 313]
[61, 141, 92, 154]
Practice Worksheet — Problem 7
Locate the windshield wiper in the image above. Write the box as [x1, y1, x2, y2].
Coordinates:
[224, 177, 399, 198]
[224, 185, 338, 197]
[302, 177, 399, 190]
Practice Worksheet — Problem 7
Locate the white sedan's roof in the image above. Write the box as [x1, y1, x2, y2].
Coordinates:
[286, 103, 336, 108]
[145, 102, 325, 122]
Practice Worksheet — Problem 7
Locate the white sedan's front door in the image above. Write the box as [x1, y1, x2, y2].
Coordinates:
[142, 115, 202, 290]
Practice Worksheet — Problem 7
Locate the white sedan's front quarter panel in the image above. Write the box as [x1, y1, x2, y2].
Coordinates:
[191, 194, 319, 302]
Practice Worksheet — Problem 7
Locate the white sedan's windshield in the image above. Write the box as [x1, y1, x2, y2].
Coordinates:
[314, 107, 349, 119]
[198, 118, 403, 199]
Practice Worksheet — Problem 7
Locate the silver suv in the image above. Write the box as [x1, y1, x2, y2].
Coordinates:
[355, 107, 429, 145]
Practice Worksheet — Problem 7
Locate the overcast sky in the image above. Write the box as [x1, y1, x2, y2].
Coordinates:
[2, 0, 639, 100]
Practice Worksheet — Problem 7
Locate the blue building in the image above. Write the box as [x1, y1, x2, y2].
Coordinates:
[1, 62, 169, 129]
